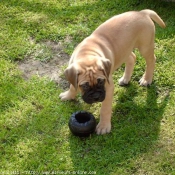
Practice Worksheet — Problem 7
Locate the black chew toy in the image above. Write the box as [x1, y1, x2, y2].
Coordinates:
[69, 111, 96, 137]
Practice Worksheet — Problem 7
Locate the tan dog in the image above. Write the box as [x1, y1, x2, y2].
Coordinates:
[59, 9, 165, 135]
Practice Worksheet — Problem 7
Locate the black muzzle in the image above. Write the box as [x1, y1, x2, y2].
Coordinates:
[82, 87, 106, 104]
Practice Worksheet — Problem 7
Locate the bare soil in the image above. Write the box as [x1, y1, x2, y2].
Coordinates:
[18, 40, 70, 89]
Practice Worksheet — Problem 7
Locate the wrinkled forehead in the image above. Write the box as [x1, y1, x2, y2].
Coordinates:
[78, 69, 105, 86]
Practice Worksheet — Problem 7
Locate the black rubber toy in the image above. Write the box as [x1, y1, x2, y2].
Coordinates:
[69, 111, 96, 137]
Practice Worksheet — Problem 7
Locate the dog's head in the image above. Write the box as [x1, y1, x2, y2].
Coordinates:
[64, 57, 111, 104]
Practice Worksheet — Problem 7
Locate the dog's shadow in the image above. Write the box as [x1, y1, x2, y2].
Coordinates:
[112, 83, 169, 151]
[69, 83, 169, 174]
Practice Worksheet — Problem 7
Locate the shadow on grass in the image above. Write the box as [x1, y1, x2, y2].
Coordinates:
[69, 83, 169, 174]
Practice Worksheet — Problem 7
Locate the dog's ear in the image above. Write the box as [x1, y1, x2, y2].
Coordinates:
[64, 64, 79, 89]
[100, 58, 111, 84]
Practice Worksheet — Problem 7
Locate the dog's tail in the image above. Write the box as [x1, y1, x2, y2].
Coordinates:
[140, 9, 166, 28]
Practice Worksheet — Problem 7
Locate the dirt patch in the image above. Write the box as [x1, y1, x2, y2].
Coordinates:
[18, 40, 70, 89]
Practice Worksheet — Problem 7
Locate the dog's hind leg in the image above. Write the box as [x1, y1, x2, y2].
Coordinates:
[139, 46, 156, 86]
[118, 52, 136, 86]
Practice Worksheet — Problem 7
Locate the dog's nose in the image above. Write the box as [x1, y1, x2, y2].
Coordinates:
[92, 93, 101, 101]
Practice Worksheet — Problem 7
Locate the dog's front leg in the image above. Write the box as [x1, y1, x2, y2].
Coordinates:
[59, 84, 77, 101]
[96, 78, 114, 135]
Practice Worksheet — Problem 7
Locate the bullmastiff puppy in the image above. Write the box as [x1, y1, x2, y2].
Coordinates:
[59, 9, 165, 135]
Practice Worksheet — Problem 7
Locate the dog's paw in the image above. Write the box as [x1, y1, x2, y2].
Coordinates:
[118, 77, 129, 86]
[139, 77, 152, 86]
[96, 122, 111, 135]
[59, 91, 75, 101]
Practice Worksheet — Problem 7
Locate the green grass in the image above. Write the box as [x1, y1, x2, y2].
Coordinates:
[0, 0, 175, 174]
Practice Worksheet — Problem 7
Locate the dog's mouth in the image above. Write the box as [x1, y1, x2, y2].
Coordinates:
[82, 88, 106, 104]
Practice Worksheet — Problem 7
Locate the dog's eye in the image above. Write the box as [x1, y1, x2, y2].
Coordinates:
[80, 82, 90, 90]
[97, 78, 105, 86]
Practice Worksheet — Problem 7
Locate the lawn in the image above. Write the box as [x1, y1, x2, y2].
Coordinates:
[0, 0, 175, 174]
